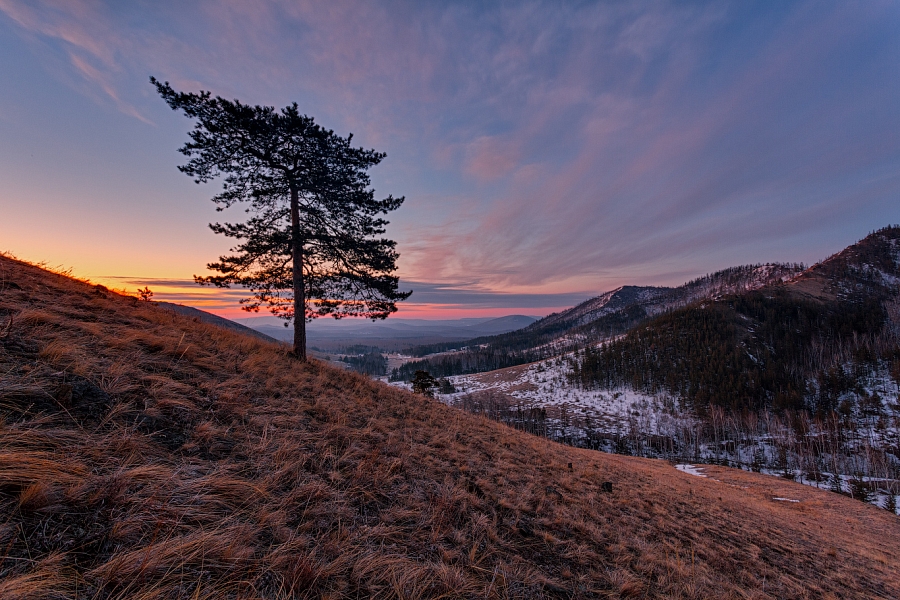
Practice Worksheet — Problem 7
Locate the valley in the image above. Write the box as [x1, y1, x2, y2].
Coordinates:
[384, 227, 900, 511]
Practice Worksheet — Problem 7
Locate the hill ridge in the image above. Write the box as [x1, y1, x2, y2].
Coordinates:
[1, 253, 900, 598]
[573, 226, 900, 414]
[392, 262, 805, 380]
[156, 301, 280, 343]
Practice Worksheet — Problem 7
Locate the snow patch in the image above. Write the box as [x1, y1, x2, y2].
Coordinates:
[675, 464, 707, 478]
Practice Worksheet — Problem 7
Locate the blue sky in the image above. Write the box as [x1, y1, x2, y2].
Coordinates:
[1, 1, 898, 318]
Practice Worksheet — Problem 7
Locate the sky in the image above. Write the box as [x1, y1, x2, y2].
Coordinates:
[1, 1, 898, 319]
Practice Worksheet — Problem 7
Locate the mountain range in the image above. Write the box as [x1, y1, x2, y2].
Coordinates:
[572, 225, 900, 414]
[393, 226, 900, 414]
[391, 263, 807, 379]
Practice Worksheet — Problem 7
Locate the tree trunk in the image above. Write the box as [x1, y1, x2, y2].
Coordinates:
[290, 186, 306, 360]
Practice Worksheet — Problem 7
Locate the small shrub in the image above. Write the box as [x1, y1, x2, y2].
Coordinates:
[411, 370, 437, 397]
[848, 476, 875, 503]
[829, 473, 845, 495]
[884, 493, 897, 515]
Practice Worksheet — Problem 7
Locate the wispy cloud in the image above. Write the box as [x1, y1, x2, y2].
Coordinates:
[0, 0, 155, 122]
[2, 0, 898, 312]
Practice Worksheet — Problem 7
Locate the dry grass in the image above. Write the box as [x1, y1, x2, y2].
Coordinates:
[1, 253, 899, 599]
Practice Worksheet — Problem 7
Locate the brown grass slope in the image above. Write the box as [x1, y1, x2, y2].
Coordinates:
[0, 254, 899, 600]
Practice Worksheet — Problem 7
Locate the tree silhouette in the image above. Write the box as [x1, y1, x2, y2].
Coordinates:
[153, 78, 410, 359]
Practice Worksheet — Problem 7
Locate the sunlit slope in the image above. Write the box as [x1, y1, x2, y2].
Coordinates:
[1, 254, 899, 599]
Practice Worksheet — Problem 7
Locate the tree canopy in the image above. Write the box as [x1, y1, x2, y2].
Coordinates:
[152, 78, 410, 359]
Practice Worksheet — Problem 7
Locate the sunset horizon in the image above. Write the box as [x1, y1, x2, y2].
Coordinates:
[3, 1, 898, 324]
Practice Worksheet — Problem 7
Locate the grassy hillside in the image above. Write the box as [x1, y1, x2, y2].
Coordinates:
[1, 254, 900, 599]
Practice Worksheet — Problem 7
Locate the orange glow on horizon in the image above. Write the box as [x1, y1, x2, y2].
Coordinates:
[82, 275, 558, 320]
[1, 252, 571, 321]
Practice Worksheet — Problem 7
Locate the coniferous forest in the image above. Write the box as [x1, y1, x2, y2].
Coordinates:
[570, 290, 892, 415]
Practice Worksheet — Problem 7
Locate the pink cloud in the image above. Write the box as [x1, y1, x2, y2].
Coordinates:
[462, 136, 521, 181]
[2, 0, 897, 304]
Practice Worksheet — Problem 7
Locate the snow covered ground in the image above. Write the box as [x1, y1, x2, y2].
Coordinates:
[388, 353, 900, 513]
[440, 355, 695, 438]
[675, 464, 708, 478]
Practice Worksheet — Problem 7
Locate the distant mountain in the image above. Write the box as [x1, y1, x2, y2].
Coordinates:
[573, 225, 900, 414]
[536, 263, 803, 335]
[392, 263, 805, 380]
[468, 314, 538, 334]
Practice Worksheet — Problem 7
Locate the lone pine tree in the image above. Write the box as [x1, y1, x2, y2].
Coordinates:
[153, 78, 410, 359]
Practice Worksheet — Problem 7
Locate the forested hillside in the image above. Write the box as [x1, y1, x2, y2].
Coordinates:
[571, 226, 900, 415]
[392, 263, 804, 381]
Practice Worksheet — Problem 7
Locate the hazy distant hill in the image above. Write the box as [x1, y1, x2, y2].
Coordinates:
[245, 314, 538, 351]
[2, 253, 899, 598]
[156, 301, 279, 344]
